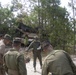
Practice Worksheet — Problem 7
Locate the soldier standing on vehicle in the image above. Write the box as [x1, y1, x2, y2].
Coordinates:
[0, 34, 11, 75]
[4, 38, 27, 75]
[27, 37, 42, 72]
[41, 42, 76, 75]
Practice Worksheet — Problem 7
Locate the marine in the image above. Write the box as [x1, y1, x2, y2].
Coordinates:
[4, 38, 27, 75]
[27, 37, 42, 72]
[41, 42, 76, 75]
[0, 34, 11, 75]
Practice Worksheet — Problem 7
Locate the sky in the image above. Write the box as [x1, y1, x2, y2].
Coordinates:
[0, 0, 72, 15]
[61, 0, 69, 7]
[60, 0, 72, 16]
[0, 0, 70, 7]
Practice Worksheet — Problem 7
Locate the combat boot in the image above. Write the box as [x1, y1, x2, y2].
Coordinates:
[34, 67, 36, 72]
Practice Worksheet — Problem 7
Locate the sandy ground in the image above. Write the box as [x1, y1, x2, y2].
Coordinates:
[26, 60, 42, 75]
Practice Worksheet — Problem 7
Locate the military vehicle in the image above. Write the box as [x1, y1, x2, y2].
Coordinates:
[14, 22, 39, 47]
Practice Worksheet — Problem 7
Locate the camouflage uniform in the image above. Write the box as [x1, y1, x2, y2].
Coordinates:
[4, 38, 27, 75]
[0, 39, 6, 75]
[0, 34, 11, 75]
[4, 49, 27, 75]
[42, 50, 76, 75]
[28, 39, 42, 71]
